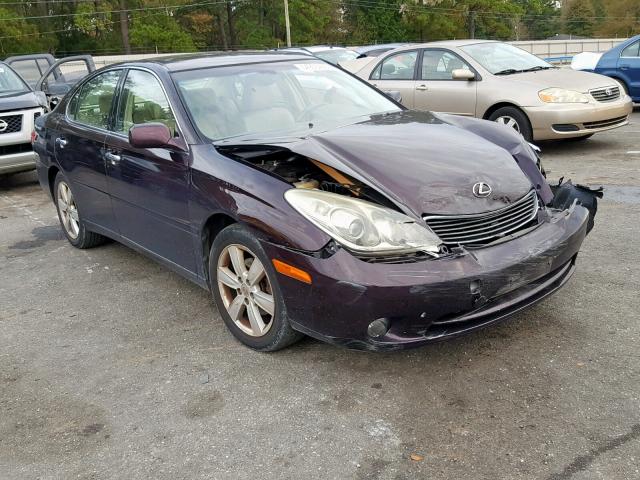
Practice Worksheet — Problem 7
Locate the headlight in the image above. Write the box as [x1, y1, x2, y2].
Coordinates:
[538, 88, 590, 103]
[284, 189, 441, 256]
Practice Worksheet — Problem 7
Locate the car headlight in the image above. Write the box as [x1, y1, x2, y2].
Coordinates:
[284, 189, 441, 256]
[538, 88, 590, 103]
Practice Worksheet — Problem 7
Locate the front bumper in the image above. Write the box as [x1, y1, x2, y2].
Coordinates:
[525, 96, 633, 140]
[0, 150, 37, 175]
[262, 205, 589, 351]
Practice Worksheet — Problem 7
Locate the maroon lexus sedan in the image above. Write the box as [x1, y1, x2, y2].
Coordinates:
[33, 53, 597, 351]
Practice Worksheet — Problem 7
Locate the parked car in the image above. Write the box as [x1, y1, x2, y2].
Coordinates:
[343, 40, 633, 142]
[274, 45, 359, 65]
[351, 43, 409, 58]
[571, 35, 640, 102]
[5, 54, 96, 109]
[34, 53, 596, 351]
[0, 61, 48, 177]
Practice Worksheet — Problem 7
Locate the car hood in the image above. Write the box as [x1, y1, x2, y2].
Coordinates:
[0, 90, 46, 110]
[502, 68, 618, 92]
[221, 111, 543, 217]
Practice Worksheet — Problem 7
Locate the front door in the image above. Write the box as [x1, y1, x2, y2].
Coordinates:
[54, 69, 123, 233]
[368, 50, 419, 108]
[104, 68, 196, 273]
[618, 40, 640, 100]
[413, 49, 478, 116]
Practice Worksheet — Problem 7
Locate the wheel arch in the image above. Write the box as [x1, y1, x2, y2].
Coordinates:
[201, 212, 237, 286]
[482, 101, 526, 120]
[47, 165, 60, 199]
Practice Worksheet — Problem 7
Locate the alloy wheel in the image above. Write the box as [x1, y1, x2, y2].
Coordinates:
[57, 181, 80, 239]
[217, 244, 275, 337]
[495, 115, 521, 133]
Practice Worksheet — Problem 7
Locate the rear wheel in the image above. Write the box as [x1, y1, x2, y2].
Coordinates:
[209, 224, 303, 351]
[54, 173, 106, 249]
[488, 106, 533, 142]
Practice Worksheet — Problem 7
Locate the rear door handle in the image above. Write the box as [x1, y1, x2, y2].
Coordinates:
[620, 64, 630, 70]
[415, 84, 428, 91]
[104, 151, 121, 165]
[55, 137, 67, 148]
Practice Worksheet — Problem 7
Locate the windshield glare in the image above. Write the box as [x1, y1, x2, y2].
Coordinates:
[0, 64, 29, 94]
[461, 43, 551, 74]
[173, 60, 400, 142]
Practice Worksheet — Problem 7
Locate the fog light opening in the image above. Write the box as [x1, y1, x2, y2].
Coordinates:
[367, 318, 390, 338]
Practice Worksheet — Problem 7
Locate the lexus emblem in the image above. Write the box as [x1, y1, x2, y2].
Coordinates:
[0, 119, 7, 132]
[472, 182, 492, 197]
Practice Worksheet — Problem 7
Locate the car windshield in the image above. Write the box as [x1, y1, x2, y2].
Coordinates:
[173, 60, 401, 142]
[461, 42, 552, 75]
[314, 49, 359, 64]
[0, 64, 29, 95]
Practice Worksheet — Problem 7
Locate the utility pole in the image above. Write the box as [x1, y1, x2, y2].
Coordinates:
[284, 0, 291, 47]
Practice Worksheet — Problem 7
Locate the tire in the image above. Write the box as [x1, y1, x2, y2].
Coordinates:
[53, 172, 106, 249]
[209, 224, 303, 351]
[488, 106, 533, 143]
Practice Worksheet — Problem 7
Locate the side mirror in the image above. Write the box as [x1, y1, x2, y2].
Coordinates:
[384, 90, 403, 103]
[452, 68, 475, 81]
[129, 123, 187, 151]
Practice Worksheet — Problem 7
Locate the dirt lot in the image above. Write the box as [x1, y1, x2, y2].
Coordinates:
[1, 112, 639, 480]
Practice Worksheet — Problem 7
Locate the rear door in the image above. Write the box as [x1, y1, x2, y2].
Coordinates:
[55, 69, 123, 234]
[413, 49, 478, 115]
[368, 50, 418, 107]
[617, 40, 640, 99]
[104, 68, 195, 273]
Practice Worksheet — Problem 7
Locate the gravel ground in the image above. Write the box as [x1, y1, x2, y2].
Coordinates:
[1, 111, 639, 480]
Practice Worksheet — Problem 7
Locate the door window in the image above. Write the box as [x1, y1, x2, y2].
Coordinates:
[114, 69, 176, 136]
[621, 42, 640, 58]
[68, 69, 122, 130]
[370, 51, 417, 80]
[421, 50, 472, 80]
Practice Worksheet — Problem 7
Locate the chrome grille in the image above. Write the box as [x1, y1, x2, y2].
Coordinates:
[0, 114, 22, 134]
[590, 86, 620, 102]
[424, 190, 539, 246]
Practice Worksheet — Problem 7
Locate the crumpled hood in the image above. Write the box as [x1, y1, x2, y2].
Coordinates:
[283, 111, 535, 216]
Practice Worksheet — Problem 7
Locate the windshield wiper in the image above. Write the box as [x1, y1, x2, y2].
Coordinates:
[494, 69, 521, 76]
[521, 66, 554, 72]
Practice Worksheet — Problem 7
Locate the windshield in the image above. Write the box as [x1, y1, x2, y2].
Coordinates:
[0, 64, 30, 94]
[173, 60, 401, 142]
[314, 49, 359, 64]
[461, 42, 552, 75]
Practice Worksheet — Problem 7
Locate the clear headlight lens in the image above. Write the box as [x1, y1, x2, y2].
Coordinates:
[539, 88, 590, 103]
[285, 189, 441, 256]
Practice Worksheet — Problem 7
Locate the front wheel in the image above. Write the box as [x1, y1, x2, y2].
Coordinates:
[488, 106, 533, 142]
[209, 224, 303, 351]
[54, 173, 106, 248]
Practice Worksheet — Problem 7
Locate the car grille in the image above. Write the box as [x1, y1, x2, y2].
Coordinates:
[584, 115, 627, 130]
[590, 86, 620, 102]
[423, 190, 539, 246]
[0, 114, 22, 134]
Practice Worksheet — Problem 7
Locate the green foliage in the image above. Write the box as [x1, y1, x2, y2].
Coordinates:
[0, 0, 636, 57]
[129, 13, 196, 52]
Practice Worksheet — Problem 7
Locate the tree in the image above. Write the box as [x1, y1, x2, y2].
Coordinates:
[563, 0, 596, 37]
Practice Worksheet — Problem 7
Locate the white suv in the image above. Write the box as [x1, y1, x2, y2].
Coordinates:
[0, 61, 47, 176]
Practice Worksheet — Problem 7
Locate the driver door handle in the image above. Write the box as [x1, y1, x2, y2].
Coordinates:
[104, 151, 121, 165]
[416, 84, 428, 91]
[55, 137, 67, 148]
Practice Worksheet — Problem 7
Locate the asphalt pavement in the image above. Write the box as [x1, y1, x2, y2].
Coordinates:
[1, 112, 639, 480]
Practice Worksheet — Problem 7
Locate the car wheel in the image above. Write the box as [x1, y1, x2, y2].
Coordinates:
[489, 106, 533, 142]
[54, 173, 106, 249]
[209, 224, 303, 351]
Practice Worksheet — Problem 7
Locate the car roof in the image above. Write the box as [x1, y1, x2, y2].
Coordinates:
[112, 52, 317, 72]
